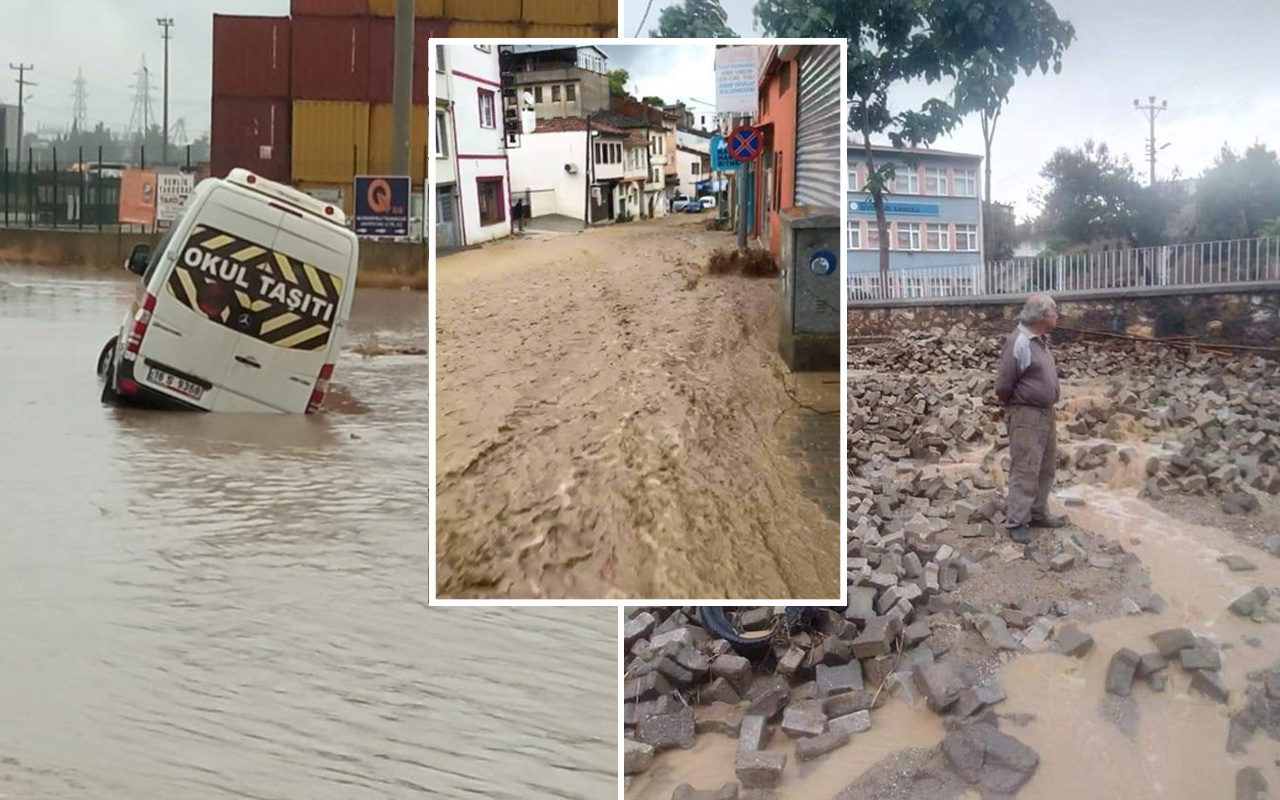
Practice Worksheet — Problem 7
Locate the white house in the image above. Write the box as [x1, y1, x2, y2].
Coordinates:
[444, 44, 511, 246]
[433, 43, 462, 248]
[621, 132, 648, 220]
[507, 116, 631, 224]
[675, 129, 712, 197]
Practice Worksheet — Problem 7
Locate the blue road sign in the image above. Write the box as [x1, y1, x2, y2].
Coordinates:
[728, 125, 763, 162]
[354, 175, 410, 237]
[710, 134, 736, 172]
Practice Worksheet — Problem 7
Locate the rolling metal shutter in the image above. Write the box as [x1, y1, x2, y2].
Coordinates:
[794, 45, 842, 209]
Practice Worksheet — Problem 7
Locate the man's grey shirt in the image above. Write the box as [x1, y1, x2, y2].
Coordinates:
[995, 324, 1060, 408]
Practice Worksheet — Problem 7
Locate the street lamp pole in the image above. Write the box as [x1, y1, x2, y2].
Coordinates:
[1133, 95, 1167, 186]
[157, 17, 174, 164]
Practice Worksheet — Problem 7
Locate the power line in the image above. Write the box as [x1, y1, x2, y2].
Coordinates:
[72, 68, 88, 131]
[157, 17, 175, 163]
[1133, 95, 1169, 187]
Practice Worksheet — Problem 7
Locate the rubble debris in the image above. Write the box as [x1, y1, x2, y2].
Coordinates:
[1179, 646, 1223, 672]
[734, 751, 785, 789]
[737, 715, 770, 753]
[1229, 587, 1272, 617]
[796, 729, 853, 762]
[1105, 648, 1142, 696]
[1236, 767, 1269, 800]
[941, 722, 1041, 794]
[1190, 670, 1231, 704]
[1150, 628, 1198, 657]
[625, 740, 655, 774]
[671, 784, 739, 800]
[638, 707, 697, 751]
[1218, 555, 1259, 572]
[1056, 624, 1096, 658]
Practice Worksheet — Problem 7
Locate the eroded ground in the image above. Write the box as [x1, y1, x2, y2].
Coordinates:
[434, 216, 841, 600]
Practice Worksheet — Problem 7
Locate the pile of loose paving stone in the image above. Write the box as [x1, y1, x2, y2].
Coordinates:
[848, 332, 1280, 512]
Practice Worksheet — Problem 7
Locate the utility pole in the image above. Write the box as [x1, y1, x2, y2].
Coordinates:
[9, 63, 34, 172]
[390, 0, 413, 176]
[1133, 95, 1168, 187]
[72, 68, 88, 132]
[157, 17, 174, 164]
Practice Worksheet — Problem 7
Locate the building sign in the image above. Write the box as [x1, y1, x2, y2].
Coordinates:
[710, 135, 736, 172]
[714, 46, 759, 115]
[156, 172, 195, 230]
[117, 169, 157, 227]
[354, 175, 410, 237]
[849, 199, 941, 216]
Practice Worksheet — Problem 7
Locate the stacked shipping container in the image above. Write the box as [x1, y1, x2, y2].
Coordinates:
[210, 0, 621, 203]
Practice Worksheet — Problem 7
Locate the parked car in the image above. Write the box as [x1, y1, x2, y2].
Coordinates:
[683, 202, 703, 213]
[672, 194, 696, 212]
[98, 168, 359, 414]
[699, 196, 717, 210]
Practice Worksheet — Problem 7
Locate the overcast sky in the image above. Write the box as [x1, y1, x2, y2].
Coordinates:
[625, 0, 1280, 220]
[598, 44, 716, 116]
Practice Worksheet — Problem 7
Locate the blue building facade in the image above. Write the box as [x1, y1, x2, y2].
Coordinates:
[847, 142, 984, 295]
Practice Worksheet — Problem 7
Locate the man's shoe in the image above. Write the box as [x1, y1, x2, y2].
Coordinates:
[1008, 525, 1033, 544]
[1030, 515, 1067, 529]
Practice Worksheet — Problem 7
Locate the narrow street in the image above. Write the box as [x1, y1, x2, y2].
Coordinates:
[434, 215, 841, 600]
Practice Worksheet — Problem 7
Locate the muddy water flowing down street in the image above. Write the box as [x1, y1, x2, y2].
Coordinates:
[434, 216, 841, 600]
[0, 265, 615, 799]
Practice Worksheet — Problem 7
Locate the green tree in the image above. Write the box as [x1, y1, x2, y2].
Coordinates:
[651, 0, 738, 38]
[607, 68, 631, 97]
[984, 201, 1017, 261]
[1194, 143, 1280, 241]
[1260, 216, 1280, 239]
[756, 0, 1074, 280]
[1034, 140, 1138, 245]
[642, 96, 666, 107]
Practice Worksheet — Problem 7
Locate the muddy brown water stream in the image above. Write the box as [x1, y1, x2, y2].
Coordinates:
[0, 265, 615, 799]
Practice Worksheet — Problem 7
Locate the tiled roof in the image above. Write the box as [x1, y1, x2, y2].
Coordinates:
[532, 116, 627, 135]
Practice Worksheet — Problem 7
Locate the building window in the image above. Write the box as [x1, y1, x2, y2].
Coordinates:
[692, 162, 700, 175]
[926, 222, 949, 251]
[867, 222, 880, 250]
[552, 85, 561, 102]
[847, 220, 861, 250]
[926, 167, 949, 196]
[903, 276, 924, 297]
[435, 110, 449, 158]
[956, 223, 979, 251]
[534, 86, 543, 103]
[956, 168, 977, 197]
[477, 176, 505, 226]
[566, 84, 576, 102]
[435, 44, 445, 72]
[893, 165, 918, 194]
[897, 222, 921, 251]
[850, 166, 861, 192]
[478, 89, 496, 129]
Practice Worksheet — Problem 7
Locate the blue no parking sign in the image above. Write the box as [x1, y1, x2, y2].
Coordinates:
[728, 125, 763, 163]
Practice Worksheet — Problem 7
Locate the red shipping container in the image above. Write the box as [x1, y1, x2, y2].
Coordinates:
[291, 15, 371, 102]
[211, 97, 292, 184]
[368, 18, 449, 104]
[291, 0, 369, 16]
[213, 15, 292, 99]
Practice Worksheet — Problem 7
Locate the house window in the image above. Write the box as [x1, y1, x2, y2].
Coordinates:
[893, 165, 918, 194]
[566, 84, 576, 102]
[534, 86, 543, 103]
[847, 220, 861, 250]
[926, 167, 949, 196]
[867, 223, 880, 250]
[692, 162, 700, 175]
[477, 176, 505, 226]
[926, 222, 949, 251]
[478, 89, 496, 129]
[435, 44, 445, 72]
[955, 168, 977, 197]
[435, 110, 449, 158]
[552, 85, 561, 102]
[956, 223, 979, 251]
[897, 222, 921, 251]
[850, 166, 861, 192]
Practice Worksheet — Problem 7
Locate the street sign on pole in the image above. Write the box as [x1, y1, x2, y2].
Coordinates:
[728, 125, 763, 163]
[155, 172, 193, 231]
[354, 175, 410, 237]
[714, 46, 759, 115]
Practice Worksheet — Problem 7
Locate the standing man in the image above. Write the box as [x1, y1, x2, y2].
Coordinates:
[995, 293, 1067, 543]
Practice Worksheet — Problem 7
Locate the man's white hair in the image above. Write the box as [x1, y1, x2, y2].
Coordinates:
[1020, 293, 1057, 326]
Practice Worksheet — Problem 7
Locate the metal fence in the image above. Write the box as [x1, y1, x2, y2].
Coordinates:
[1, 146, 198, 231]
[848, 236, 1280, 303]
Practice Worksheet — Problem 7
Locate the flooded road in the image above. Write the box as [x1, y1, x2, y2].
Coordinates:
[0, 265, 616, 799]
[434, 215, 841, 600]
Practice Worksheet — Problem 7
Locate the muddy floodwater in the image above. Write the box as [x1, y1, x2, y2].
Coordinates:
[434, 216, 841, 600]
[0, 265, 615, 799]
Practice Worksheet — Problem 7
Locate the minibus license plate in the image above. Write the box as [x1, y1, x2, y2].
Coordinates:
[147, 366, 204, 401]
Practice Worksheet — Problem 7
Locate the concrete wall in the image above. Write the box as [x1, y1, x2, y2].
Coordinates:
[847, 286, 1280, 348]
[757, 56, 799, 257]
[0, 227, 428, 287]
